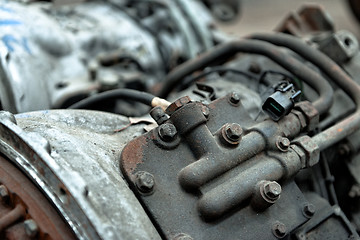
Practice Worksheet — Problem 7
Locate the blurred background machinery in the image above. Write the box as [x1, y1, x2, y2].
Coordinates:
[1, 0, 360, 240]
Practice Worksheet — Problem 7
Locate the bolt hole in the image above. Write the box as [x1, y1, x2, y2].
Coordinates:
[59, 187, 66, 195]
[344, 38, 352, 47]
[55, 82, 69, 89]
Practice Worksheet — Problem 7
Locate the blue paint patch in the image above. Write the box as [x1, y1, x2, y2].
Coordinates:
[0, 6, 14, 13]
[21, 37, 31, 54]
[1, 34, 31, 54]
[2, 34, 17, 52]
[0, 19, 21, 26]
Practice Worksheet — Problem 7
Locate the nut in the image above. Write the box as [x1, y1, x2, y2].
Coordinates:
[276, 137, 290, 151]
[272, 222, 287, 238]
[222, 123, 243, 144]
[165, 96, 191, 115]
[292, 135, 320, 167]
[303, 203, 316, 217]
[158, 123, 177, 142]
[229, 92, 240, 104]
[263, 181, 282, 200]
[150, 106, 169, 125]
[135, 171, 155, 193]
[24, 219, 39, 238]
[294, 101, 319, 132]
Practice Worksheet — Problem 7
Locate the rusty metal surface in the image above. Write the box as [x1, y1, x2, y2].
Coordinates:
[0, 110, 161, 240]
[120, 95, 314, 239]
[0, 154, 76, 239]
[275, 4, 334, 37]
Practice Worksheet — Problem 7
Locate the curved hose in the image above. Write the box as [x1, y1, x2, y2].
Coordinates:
[157, 39, 333, 115]
[68, 89, 170, 111]
[248, 32, 360, 150]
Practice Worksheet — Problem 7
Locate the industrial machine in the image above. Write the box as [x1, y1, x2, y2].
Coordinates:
[0, 1, 360, 239]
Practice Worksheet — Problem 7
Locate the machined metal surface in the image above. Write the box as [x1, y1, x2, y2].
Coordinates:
[0, 110, 161, 240]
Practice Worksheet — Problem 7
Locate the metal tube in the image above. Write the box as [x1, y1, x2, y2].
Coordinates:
[178, 131, 266, 190]
[197, 156, 285, 221]
[158, 39, 334, 115]
[249, 33, 360, 150]
[0, 204, 25, 232]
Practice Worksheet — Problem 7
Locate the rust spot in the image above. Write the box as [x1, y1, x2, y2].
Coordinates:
[120, 136, 147, 175]
[338, 128, 343, 132]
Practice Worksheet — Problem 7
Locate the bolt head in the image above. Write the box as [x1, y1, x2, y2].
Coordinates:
[224, 123, 243, 143]
[165, 96, 191, 115]
[135, 171, 155, 193]
[229, 92, 240, 104]
[158, 123, 177, 142]
[264, 181, 282, 200]
[303, 203, 316, 217]
[24, 219, 38, 238]
[0, 185, 9, 202]
[277, 137, 290, 151]
[150, 106, 169, 125]
[272, 222, 287, 238]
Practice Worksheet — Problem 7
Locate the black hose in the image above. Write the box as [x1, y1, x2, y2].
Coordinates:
[248, 32, 360, 150]
[157, 39, 333, 115]
[68, 89, 156, 109]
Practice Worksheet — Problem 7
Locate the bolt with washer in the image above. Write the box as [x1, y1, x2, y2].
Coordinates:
[135, 171, 155, 193]
[158, 123, 177, 142]
[276, 137, 291, 152]
[229, 92, 240, 104]
[263, 181, 282, 201]
[222, 123, 243, 145]
[272, 222, 287, 238]
[303, 203, 316, 217]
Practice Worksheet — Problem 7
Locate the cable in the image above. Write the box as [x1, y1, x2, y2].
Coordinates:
[248, 32, 360, 151]
[157, 39, 333, 115]
[68, 89, 170, 110]
[180, 66, 258, 88]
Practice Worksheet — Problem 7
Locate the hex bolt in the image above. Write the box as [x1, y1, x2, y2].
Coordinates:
[272, 222, 287, 238]
[223, 123, 243, 144]
[276, 137, 291, 151]
[303, 203, 316, 217]
[158, 123, 177, 142]
[150, 106, 169, 125]
[229, 92, 240, 104]
[263, 181, 282, 201]
[135, 171, 155, 193]
[165, 96, 191, 115]
[24, 219, 39, 238]
[0, 185, 9, 203]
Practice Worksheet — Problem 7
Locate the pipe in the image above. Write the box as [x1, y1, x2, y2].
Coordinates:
[157, 39, 333, 115]
[68, 89, 170, 111]
[249, 33, 360, 150]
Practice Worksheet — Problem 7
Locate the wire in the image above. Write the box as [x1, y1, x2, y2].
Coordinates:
[180, 66, 258, 88]
[68, 89, 157, 110]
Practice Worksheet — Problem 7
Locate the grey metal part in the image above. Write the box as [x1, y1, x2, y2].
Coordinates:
[0, 110, 161, 240]
[0, 0, 215, 113]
